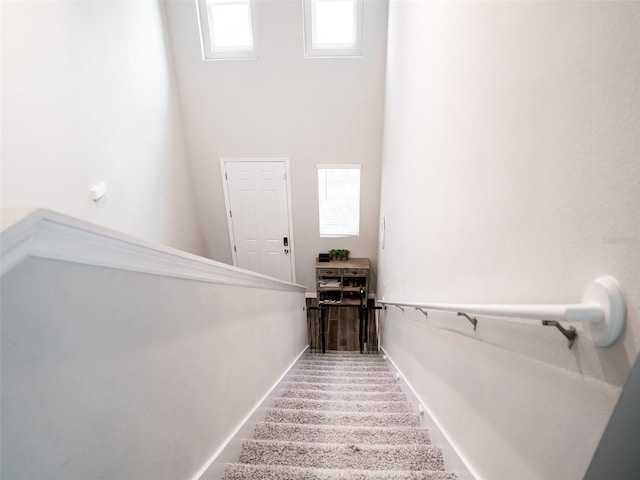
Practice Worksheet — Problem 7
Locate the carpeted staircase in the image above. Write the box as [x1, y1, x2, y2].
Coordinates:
[222, 352, 458, 479]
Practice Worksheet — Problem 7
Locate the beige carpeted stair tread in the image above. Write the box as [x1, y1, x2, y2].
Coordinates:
[264, 408, 421, 427]
[223, 463, 458, 480]
[273, 397, 413, 413]
[253, 422, 431, 445]
[238, 439, 445, 471]
[298, 359, 388, 366]
[283, 381, 403, 393]
[289, 375, 397, 384]
[296, 363, 391, 371]
[279, 388, 406, 402]
[298, 362, 388, 369]
[220, 352, 457, 480]
[304, 355, 386, 363]
[306, 353, 384, 357]
[291, 369, 395, 378]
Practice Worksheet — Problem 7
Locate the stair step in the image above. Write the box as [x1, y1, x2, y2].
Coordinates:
[223, 463, 458, 480]
[291, 369, 394, 378]
[302, 354, 385, 360]
[237, 439, 445, 471]
[279, 388, 406, 402]
[299, 358, 388, 364]
[289, 375, 396, 384]
[265, 408, 421, 428]
[306, 352, 383, 357]
[304, 355, 385, 362]
[274, 397, 413, 413]
[221, 353, 460, 480]
[296, 363, 391, 372]
[253, 422, 431, 445]
[300, 360, 387, 368]
[292, 363, 390, 375]
[283, 381, 402, 393]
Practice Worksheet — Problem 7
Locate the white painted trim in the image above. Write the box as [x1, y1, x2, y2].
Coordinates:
[195, 0, 260, 61]
[283, 159, 298, 285]
[316, 164, 362, 169]
[191, 345, 310, 480]
[0, 209, 306, 293]
[1, 210, 39, 276]
[381, 347, 482, 480]
[220, 157, 298, 284]
[220, 158, 239, 267]
[302, 0, 364, 58]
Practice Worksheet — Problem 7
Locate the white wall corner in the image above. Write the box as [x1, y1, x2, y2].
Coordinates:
[381, 347, 482, 480]
[192, 345, 310, 480]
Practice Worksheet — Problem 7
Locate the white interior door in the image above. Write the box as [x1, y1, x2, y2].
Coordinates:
[222, 159, 295, 283]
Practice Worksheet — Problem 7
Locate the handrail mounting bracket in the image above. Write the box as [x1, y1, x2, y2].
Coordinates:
[415, 307, 429, 319]
[542, 320, 577, 349]
[457, 312, 478, 331]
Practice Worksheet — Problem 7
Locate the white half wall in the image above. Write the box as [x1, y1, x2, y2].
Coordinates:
[1, 213, 307, 480]
[1, 0, 204, 254]
[378, 1, 640, 479]
[162, 0, 388, 291]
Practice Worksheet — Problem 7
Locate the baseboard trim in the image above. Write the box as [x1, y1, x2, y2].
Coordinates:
[381, 347, 482, 480]
[191, 345, 310, 480]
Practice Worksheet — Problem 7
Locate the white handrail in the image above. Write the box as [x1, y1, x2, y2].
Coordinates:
[378, 301, 604, 323]
[379, 276, 626, 348]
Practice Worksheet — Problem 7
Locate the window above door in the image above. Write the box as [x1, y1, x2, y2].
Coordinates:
[303, 0, 364, 58]
[196, 0, 258, 60]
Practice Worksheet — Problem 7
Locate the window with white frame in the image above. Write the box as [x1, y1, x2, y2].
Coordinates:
[303, 0, 364, 57]
[318, 165, 361, 237]
[196, 0, 258, 60]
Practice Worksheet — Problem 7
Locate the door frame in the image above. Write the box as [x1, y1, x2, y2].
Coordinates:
[220, 157, 297, 284]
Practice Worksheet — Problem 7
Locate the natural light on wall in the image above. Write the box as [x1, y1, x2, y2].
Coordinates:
[318, 165, 361, 237]
[303, 0, 364, 57]
[196, 0, 258, 59]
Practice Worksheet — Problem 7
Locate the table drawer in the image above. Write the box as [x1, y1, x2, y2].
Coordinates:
[344, 269, 368, 276]
[317, 268, 341, 276]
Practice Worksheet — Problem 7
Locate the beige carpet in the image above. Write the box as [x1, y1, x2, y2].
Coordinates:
[222, 353, 458, 480]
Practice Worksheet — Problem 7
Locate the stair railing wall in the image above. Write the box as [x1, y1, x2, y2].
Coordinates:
[0, 210, 307, 480]
[377, 275, 635, 480]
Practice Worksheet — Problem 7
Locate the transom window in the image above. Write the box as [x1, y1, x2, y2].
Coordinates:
[318, 165, 361, 237]
[196, 0, 258, 60]
[303, 0, 364, 57]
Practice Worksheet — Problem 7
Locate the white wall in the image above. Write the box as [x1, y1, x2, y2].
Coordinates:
[1, 255, 306, 480]
[162, 0, 388, 290]
[1, 0, 204, 254]
[378, 1, 640, 479]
